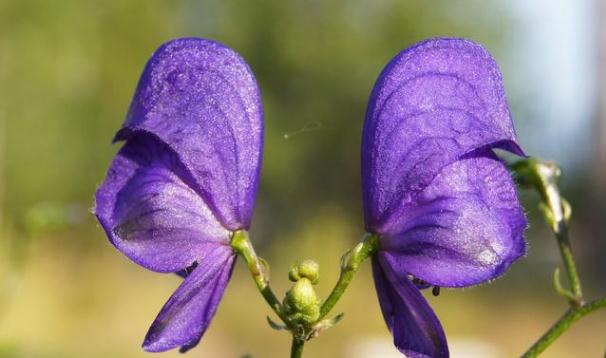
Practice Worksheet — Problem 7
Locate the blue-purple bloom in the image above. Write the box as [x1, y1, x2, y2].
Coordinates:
[94, 38, 263, 352]
[361, 38, 527, 357]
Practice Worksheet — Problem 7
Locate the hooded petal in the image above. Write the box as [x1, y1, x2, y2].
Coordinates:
[143, 246, 235, 352]
[116, 37, 264, 230]
[372, 255, 448, 358]
[379, 150, 526, 287]
[362, 38, 524, 230]
[94, 133, 230, 273]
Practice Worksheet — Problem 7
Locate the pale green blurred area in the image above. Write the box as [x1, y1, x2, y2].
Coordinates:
[1, 1, 605, 357]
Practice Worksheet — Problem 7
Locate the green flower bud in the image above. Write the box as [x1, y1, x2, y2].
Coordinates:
[283, 277, 321, 327]
[288, 259, 320, 285]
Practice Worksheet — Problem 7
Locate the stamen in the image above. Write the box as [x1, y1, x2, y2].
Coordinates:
[185, 261, 199, 275]
[412, 277, 427, 286]
[432, 286, 441, 296]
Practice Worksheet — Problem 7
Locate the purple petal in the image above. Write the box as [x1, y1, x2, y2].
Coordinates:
[116, 38, 264, 230]
[143, 246, 235, 352]
[372, 255, 448, 358]
[379, 151, 527, 287]
[95, 134, 230, 273]
[362, 38, 524, 230]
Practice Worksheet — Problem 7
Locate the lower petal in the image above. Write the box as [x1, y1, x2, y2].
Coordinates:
[143, 246, 235, 352]
[372, 255, 448, 358]
[95, 133, 230, 273]
[380, 151, 527, 287]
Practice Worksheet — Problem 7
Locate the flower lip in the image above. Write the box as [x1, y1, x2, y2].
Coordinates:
[372, 254, 449, 358]
[142, 245, 236, 352]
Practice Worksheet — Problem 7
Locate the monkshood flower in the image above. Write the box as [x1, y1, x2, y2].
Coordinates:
[361, 38, 527, 357]
[94, 38, 263, 352]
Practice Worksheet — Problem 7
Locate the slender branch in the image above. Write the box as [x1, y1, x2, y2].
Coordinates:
[552, 268, 578, 304]
[319, 233, 379, 319]
[521, 296, 606, 357]
[553, 223, 583, 304]
[230, 230, 288, 322]
[290, 336, 305, 358]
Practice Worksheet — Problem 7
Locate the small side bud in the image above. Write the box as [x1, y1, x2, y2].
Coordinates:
[288, 265, 301, 282]
[288, 259, 320, 285]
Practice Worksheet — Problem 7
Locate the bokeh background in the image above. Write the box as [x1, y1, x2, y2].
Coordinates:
[1, 0, 605, 357]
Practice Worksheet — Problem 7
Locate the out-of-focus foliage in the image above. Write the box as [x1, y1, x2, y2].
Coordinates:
[0, 0, 510, 234]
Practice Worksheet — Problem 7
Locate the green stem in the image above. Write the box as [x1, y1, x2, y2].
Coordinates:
[230, 230, 287, 322]
[512, 158, 583, 303]
[521, 296, 606, 357]
[319, 233, 379, 319]
[290, 336, 305, 358]
[554, 225, 583, 303]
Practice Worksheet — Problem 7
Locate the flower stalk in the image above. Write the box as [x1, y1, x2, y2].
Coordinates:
[230, 230, 287, 322]
[319, 233, 379, 319]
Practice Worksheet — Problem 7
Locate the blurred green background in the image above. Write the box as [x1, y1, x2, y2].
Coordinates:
[1, 0, 605, 357]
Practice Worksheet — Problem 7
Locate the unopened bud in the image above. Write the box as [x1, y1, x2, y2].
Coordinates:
[288, 259, 320, 285]
[283, 278, 321, 326]
[284, 261, 321, 327]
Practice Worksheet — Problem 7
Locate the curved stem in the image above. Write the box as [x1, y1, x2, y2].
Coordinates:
[290, 336, 305, 358]
[319, 233, 379, 319]
[230, 230, 287, 322]
[512, 158, 583, 303]
[521, 296, 606, 357]
[539, 167, 582, 302]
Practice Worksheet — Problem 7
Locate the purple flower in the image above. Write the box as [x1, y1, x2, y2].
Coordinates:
[94, 38, 263, 352]
[361, 38, 527, 357]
